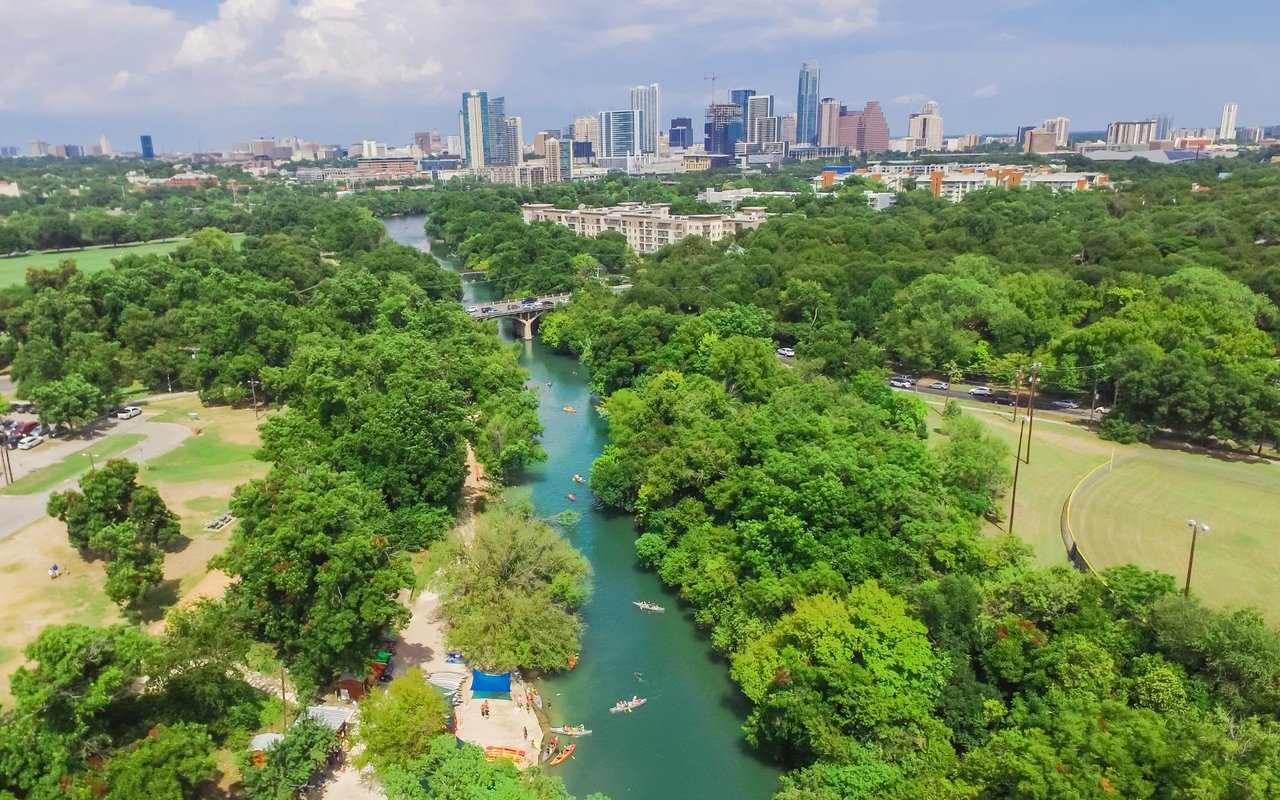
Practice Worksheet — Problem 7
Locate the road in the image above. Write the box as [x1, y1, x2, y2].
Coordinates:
[0, 412, 191, 541]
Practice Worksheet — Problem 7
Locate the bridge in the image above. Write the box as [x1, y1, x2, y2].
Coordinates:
[464, 285, 630, 340]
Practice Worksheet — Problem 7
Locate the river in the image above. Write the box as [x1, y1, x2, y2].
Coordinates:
[383, 215, 781, 800]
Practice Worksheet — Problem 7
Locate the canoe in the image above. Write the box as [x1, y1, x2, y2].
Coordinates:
[563, 406, 577, 413]
[550, 726, 593, 736]
[633, 601, 665, 612]
[549, 743, 576, 766]
[609, 697, 646, 713]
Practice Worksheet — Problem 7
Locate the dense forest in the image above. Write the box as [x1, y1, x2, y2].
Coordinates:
[420, 159, 1280, 798]
[0, 180, 591, 798]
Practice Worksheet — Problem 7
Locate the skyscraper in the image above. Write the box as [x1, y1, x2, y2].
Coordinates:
[545, 138, 573, 182]
[704, 103, 742, 155]
[745, 95, 775, 144]
[487, 96, 509, 166]
[459, 90, 490, 168]
[857, 101, 890, 153]
[1152, 114, 1174, 140]
[600, 109, 641, 158]
[572, 115, 601, 161]
[669, 117, 694, 149]
[1042, 117, 1070, 148]
[730, 88, 756, 127]
[780, 114, 798, 145]
[99, 134, 112, 156]
[818, 98, 841, 146]
[1106, 120, 1157, 146]
[140, 134, 154, 160]
[908, 101, 943, 150]
[795, 61, 820, 145]
[1219, 102, 1238, 141]
[630, 83, 661, 154]
[505, 117, 524, 166]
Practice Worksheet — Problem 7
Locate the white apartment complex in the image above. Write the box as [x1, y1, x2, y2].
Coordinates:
[521, 202, 770, 254]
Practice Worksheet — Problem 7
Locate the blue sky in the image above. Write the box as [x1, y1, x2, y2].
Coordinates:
[1, 0, 1276, 152]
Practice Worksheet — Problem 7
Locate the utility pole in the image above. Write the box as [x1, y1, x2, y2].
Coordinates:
[1009, 416, 1028, 534]
[280, 665, 289, 730]
[1088, 375, 1099, 422]
[0, 442, 12, 485]
[1184, 520, 1210, 598]
[246, 379, 261, 420]
[1025, 362, 1042, 463]
[1011, 367, 1024, 422]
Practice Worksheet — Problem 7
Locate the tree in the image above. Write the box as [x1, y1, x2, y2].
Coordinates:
[103, 723, 217, 800]
[381, 735, 605, 800]
[48, 458, 180, 550]
[28, 372, 103, 428]
[934, 414, 1013, 517]
[239, 716, 338, 800]
[353, 669, 450, 777]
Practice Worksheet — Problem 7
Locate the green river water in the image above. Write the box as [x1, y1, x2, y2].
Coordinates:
[383, 216, 781, 800]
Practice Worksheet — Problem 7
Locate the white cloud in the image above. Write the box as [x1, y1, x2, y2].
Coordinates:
[973, 84, 999, 98]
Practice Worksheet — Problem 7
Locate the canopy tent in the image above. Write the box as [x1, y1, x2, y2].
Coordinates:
[471, 669, 511, 695]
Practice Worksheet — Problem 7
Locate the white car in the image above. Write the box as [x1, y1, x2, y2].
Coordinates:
[968, 386, 994, 397]
[888, 378, 913, 388]
[466, 306, 479, 313]
[929, 381, 949, 390]
[17, 434, 43, 450]
[775, 347, 795, 358]
[117, 406, 142, 420]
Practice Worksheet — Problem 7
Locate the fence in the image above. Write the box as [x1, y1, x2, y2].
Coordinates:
[1059, 459, 1114, 579]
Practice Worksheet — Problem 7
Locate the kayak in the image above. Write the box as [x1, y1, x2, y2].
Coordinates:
[567, 494, 576, 502]
[549, 743, 576, 766]
[609, 697, 646, 713]
[563, 406, 577, 413]
[550, 725, 593, 736]
[633, 601, 665, 612]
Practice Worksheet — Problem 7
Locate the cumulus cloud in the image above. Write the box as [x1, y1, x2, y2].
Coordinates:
[973, 84, 1000, 98]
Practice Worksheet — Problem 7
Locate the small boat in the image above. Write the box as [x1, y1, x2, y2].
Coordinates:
[572, 474, 585, 483]
[549, 743, 576, 766]
[550, 725, 593, 736]
[567, 653, 578, 669]
[563, 406, 577, 413]
[633, 601, 665, 612]
[609, 696, 646, 714]
[567, 494, 576, 502]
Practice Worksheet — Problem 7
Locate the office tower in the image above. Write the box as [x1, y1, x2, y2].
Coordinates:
[600, 109, 641, 157]
[486, 96, 509, 166]
[1042, 117, 1070, 148]
[0, 146, 18, 159]
[360, 140, 386, 158]
[460, 90, 490, 168]
[251, 137, 276, 157]
[27, 140, 51, 157]
[730, 88, 756, 126]
[98, 134, 112, 156]
[781, 113, 798, 145]
[907, 102, 943, 150]
[795, 60, 820, 145]
[1014, 125, 1037, 148]
[140, 135, 155, 159]
[817, 98, 842, 146]
[572, 115, 601, 161]
[745, 95, 775, 143]
[630, 83, 661, 153]
[1219, 102, 1238, 141]
[668, 117, 694, 149]
[1152, 113, 1174, 140]
[1105, 120, 1157, 146]
[414, 131, 443, 154]
[856, 101, 890, 153]
[544, 138, 573, 182]
[503, 117, 523, 166]
[1024, 129, 1057, 154]
[704, 103, 742, 154]
[838, 110, 861, 147]
[64, 145, 84, 158]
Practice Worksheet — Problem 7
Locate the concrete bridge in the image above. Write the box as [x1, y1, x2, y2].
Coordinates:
[464, 284, 630, 340]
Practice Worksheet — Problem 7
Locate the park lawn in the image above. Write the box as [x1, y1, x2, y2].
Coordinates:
[142, 398, 267, 485]
[0, 433, 146, 496]
[0, 233, 245, 289]
[923, 392, 1280, 621]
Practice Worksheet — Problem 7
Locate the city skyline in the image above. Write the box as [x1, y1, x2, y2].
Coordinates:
[2, 0, 1276, 151]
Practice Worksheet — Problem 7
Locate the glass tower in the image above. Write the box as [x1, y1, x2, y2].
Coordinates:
[795, 61, 820, 145]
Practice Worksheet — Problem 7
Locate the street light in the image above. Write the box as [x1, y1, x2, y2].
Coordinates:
[1184, 520, 1210, 598]
[83, 452, 101, 472]
[1008, 416, 1029, 534]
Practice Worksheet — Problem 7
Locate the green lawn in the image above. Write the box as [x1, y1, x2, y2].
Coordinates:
[0, 234, 245, 288]
[923, 392, 1280, 620]
[142, 432, 260, 484]
[0, 433, 146, 495]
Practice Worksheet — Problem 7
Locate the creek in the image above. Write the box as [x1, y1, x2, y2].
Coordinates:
[383, 215, 781, 800]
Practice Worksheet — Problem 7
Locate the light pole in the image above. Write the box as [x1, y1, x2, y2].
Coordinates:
[1025, 362, 1042, 463]
[83, 452, 101, 472]
[246, 379, 262, 420]
[1184, 520, 1210, 598]
[1008, 416, 1029, 534]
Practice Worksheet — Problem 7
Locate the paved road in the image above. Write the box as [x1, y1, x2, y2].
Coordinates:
[0, 413, 191, 541]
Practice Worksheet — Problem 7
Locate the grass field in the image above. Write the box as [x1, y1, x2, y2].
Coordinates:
[0, 433, 146, 495]
[0, 234, 245, 288]
[924, 393, 1280, 620]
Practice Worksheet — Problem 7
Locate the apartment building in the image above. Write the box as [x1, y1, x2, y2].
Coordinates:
[521, 202, 769, 254]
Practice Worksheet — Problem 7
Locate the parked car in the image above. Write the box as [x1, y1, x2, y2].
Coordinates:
[117, 406, 142, 420]
[1095, 406, 1112, 416]
[928, 381, 949, 390]
[888, 378, 913, 388]
[891, 375, 915, 386]
[968, 386, 995, 397]
[466, 306, 479, 313]
[14, 421, 37, 436]
[1050, 400, 1080, 410]
[993, 395, 1017, 406]
[6, 431, 22, 449]
[18, 434, 43, 450]
[775, 347, 795, 358]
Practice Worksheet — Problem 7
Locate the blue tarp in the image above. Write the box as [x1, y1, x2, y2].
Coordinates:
[471, 669, 511, 694]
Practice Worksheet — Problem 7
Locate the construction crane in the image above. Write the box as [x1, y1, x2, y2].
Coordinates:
[704, 73, 723, 107]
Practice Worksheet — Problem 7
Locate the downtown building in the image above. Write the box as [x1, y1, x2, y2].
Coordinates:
[795, 61, 821, 145]
[630, 83, 661, 154]
[521, 202, 769, 254]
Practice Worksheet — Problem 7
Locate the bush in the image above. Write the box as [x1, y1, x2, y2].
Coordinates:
[1099, 414, 1149, 444]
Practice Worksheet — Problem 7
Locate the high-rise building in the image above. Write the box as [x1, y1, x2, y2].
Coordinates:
[908, 102, 943, 150]
[1042, 117, 1070, 148]
[600, 109, 641, 158]
[544, 138, 573, 182]
[817, 98, 842, 147]
[1152, 114, 1174, 140]
[669, 117, 694, 150]
[781, 113, 798, 145]
[505, 117, 524, 166]
[572, 115, 601, 161]
[1024, 129, 1057, 154]
[795, 61, 820, 145]
[730, 89, 756, 126]
[629, 83, 661, 154]
[140, 135, 155, 159]
[704, 103, 742, 155]
[1219, 102, 1238, 142]
[99, 134, 112, 156]
[857, 102, 890, 153]
[744, 95, 776, 144]
[486, 96, 510, 166]
[460, 90, 490, 168]
[838, 110, 861, 148]
[1106, 120, 1157, 146]
[27, 140, 51, 157]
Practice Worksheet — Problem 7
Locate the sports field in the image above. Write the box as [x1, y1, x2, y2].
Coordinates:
[927, 396, 1280, 621]
[0, 234, 245, 288]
